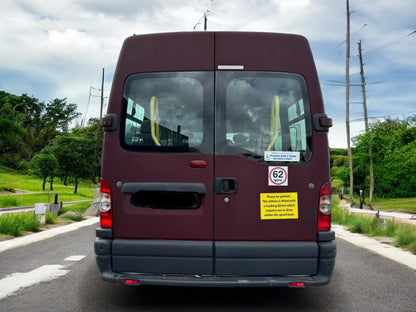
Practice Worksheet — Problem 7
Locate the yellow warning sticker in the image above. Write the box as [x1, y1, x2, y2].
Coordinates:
[260, 192, 298, 220]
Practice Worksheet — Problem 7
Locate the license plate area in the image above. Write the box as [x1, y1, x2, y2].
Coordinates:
[131, 191, 202, 209]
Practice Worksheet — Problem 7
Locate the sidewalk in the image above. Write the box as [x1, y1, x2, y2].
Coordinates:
[335, 199, 416, 271]
[0, 217, 99, 253]
[338, 199, 416, 227]
[333, 224, 416, 271]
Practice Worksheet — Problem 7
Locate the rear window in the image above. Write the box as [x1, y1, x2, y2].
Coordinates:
[216, 72, 312, 162]
[121, 71, 312, 162]
[121, 72, 213, 153]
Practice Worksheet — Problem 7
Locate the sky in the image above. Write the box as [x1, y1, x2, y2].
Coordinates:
[0, 0, 415, 148]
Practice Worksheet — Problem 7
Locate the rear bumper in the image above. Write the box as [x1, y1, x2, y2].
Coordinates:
[95, 228, 336, 287]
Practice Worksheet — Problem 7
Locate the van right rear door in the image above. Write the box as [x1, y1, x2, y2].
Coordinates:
[212, 32, 328, 276]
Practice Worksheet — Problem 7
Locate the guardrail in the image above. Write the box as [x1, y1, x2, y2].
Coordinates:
[0, 200, 93, 215]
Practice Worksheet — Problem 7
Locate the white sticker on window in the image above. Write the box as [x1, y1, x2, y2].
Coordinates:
[264, 151, 300, 162]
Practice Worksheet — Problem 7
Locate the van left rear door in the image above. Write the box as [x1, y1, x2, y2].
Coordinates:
[112, 71, 215, 275]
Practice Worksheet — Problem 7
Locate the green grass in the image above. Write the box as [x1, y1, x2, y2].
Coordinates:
[0, 165, 96, 237]
[60, 201, 93, 214]
[372, 197, 416, 213]
[0, 201, 93, 237]
[0, 165, 47, 192]
[0, 212, 41, 236]
[0, 165, 95, 209]
[45, 212, 58, 225]
[332, 197, 416, 255]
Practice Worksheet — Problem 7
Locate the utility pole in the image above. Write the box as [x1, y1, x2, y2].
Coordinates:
[100, 68, 104, 120]
[358, 40, 374, 207]
[345, 0, 354, 201]
[358, 41, 369, 133]
[204, 12, 207, 30]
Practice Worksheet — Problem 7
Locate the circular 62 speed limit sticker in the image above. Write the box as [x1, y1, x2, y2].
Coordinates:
[268, 166, 288, 186]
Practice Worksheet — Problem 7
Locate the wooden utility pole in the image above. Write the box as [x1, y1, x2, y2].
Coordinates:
[358, 41, 369, 132]
[358, 40, 374, 207]
[100, 68, 104, 120]
[346, 0, 354, 201]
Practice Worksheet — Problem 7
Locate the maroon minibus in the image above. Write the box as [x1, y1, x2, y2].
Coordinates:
[95, 32, 336, 287]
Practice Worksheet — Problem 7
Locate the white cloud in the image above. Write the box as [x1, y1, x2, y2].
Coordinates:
[0, 0, 415, 148]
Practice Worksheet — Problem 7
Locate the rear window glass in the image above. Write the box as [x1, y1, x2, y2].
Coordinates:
[217, 72, 312, 162]
[121, 72, 213, 153]
[121, 71, 312, 162]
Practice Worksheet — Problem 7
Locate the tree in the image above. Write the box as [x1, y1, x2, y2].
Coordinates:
[44, 98, 81, 132]
[352, 117, 416, 198]
[0, 96, 29, 168]
[30, 153, 58, 191]
[50, 133, 96, 193]
[72, 118, 103, 183]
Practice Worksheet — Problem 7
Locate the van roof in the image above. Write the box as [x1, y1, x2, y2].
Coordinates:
[109, 31, 324, 115]
[115, 31, 315, 73]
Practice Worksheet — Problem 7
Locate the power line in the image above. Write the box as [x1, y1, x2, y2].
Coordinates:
[193, 0, 216, 31]
[364, 30, 416, 55]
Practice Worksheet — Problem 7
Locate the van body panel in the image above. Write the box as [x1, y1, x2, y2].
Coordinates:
[96, 31, 336, 287]
[110, 153, 214, 240]
[214, 155, 319, 242]
[112, 239, 213, 275]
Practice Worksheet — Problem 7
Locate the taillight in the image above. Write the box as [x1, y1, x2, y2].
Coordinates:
[318, 181, 332, 231]
[100, 179, 112, 228]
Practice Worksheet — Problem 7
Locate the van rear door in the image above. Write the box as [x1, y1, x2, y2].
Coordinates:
[105, 32, 332, 279]
[212, 33, 327, 276]
[109, 33, 216, 276]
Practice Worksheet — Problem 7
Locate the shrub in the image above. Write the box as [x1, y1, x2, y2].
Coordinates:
[349, 216, 372, 234]
[45, 212, 58, 224]
[395, 226, 416, 247]
[61, 211, 84, 222]
[0, 212, 40, 236]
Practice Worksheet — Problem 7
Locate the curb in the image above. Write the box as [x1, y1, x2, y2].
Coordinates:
[0, 217, 99, 254]
[333, 224, 416, 271]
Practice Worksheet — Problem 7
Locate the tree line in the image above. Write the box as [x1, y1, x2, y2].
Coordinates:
[0, 91, 102, 193]
[331, 115, 416, 200]
[1, 90, 415, 198]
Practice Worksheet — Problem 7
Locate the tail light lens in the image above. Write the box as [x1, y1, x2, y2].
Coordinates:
[100, 179, 112, 228]
[318, 181, 332, 231]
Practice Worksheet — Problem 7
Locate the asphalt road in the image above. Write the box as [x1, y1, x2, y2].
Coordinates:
[0, 223, 415, 312]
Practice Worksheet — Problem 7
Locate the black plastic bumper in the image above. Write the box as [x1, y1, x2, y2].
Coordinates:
[94, 228, 336, 287]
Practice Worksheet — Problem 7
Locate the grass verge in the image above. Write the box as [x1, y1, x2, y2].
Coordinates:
[0, 201, 94, 238]
[332, 197, 416, 255]
[0, 212, 41, 237]
[0, 166, 95, 209]
[371, 197, 416, 213]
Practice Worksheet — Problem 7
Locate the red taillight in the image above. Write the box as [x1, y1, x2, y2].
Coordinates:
[100, 179, 112, 229]
[290, 282, 305, 288]
[318, 181, 332, 231]
[124, 279, 139, 285]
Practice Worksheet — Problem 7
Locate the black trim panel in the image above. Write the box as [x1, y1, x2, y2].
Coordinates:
[215, 241, 318, 276]
[215, 241, 318, 258]
[112, 239, 212, 257]
[94, 238, 336, 287]
[112, 239, 213, 275]
[317, 230, 335, 242]
[121, 182, 207, 194]
[96, 228, 113, 239]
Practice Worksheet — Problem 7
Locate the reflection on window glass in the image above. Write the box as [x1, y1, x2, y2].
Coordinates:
[122, 72, 211, 152]
[221, 72, 311, 161]
[121, 71, 311, 162]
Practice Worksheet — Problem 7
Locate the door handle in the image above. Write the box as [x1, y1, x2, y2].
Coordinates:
[215, 178, 238, 194]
